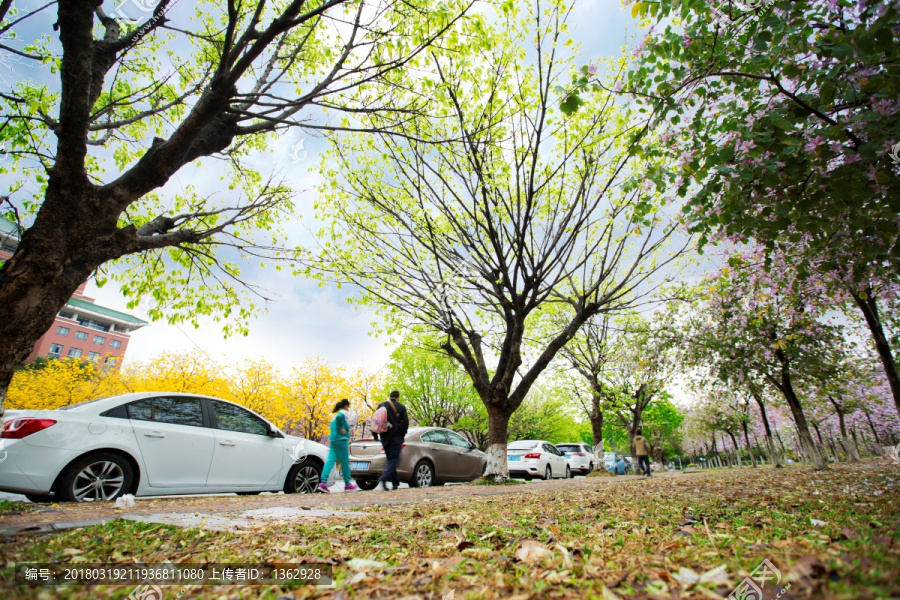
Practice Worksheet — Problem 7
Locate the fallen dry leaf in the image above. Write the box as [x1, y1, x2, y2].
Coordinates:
[515, 540, 553, 564]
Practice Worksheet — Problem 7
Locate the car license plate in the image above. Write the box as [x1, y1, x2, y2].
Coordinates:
[351, 462, 369, 471]
[508, 456, 521, 462]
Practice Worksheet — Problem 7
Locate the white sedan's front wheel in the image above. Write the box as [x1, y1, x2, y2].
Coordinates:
[286, 459, 322, 494]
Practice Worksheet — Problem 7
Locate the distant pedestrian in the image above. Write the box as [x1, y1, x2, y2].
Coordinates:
[373, 390, 409, 491]
[317, 399, 359, 493]
[634, 429, 652, 477]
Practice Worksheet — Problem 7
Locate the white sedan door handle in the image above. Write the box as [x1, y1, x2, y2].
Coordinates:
[144, 431, 165, 438]
[219, 440, 236, 446]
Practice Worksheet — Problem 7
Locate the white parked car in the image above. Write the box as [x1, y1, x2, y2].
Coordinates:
[0, 393, 328, 502]
[555, 442, 594, 475]
[507, 440, 571, 480]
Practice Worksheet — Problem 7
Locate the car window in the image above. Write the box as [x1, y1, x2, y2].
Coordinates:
[509, 441, 538, 450]
[446, 431, 471, 449]
[127, 398, 153, 421]
[153, 397, 204, 427]
[421, 430, 449, 444]
[211, 401, 268, 436]
[556, 445, 579, 452]
[543, 443, 559, 455]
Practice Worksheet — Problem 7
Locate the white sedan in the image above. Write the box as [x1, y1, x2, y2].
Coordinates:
[0, 393, 328, 502]
[507, 440, 571, 480]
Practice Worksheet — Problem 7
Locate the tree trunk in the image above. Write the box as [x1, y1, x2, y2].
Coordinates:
[851, 288, 900, 419]
[727, 431, 742, 467]
[775, 428, 787, 461]
[0, 233, 101, 412]
[483, 403, 513, 480]
[830, 399, 860, 462]
[812, 423, 833, 462]
[851, 427, 863, 459]
[751, 391, 783, 468]
[741, 422, 757, 467]
[863, 410, 881, 445]
[772, 359, 827, 470]
[589, 394, 603, 470]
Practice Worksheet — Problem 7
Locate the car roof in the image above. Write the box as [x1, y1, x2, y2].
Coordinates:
[53, 392, 274, 428]
[409, 426, 466, 437]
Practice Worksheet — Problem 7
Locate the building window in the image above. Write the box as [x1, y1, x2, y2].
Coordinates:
[106, 356, 117, 365]
[110, 340, 122, 349]
[67, 348, 83, 358]
[74, 331, 88, 341]
[88, 352, 101, 362]
[93, 335, 106, 345]
[58, 311, 75, 320]
[76, 316, 111, 332]
[57, 326, 70, 337]
[49, 344, 63, 357]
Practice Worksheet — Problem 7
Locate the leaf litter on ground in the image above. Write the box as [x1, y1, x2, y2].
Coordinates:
[0, 460, 898, 599]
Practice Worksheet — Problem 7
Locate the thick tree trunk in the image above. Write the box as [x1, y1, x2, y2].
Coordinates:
[851, 289, 900, 419]
[0, 228, 103, 411]
[483, 403, 513, 480]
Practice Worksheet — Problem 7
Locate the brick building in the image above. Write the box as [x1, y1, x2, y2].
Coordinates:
[1, 218, 147, 367]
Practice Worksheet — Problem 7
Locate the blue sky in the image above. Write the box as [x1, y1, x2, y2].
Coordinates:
[21, 0, 641, 374]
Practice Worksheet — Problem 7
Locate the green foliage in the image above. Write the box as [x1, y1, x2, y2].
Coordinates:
[0, 0, 475, 337]
[621, 0, 900, 280]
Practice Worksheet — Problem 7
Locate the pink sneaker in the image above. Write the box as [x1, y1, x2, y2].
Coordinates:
[316, 483, 330, 493]
[344, 483, 359, 491]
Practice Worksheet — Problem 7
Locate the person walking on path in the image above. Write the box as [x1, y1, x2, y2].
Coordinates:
[317, 399, 359, 493]
[634, 429, 653, 477]
[373, 390, 409, 491]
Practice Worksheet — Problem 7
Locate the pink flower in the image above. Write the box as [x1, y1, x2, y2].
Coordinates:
[683, 34, 692, 47]
[588, 63, 599, 75]
[804, 135, 824, 153]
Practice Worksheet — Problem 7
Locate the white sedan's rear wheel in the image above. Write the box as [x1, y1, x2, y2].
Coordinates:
[544, 465, 552, 480]
[60, 453, 133, 502]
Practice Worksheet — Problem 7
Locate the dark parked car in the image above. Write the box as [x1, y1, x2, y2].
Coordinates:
[349, 427, 486, 489]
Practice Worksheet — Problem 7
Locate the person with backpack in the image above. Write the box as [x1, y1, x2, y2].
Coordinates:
[634, 428, 653, 477]
[371, 390, 409, 491]
[317, 399, 359, 493]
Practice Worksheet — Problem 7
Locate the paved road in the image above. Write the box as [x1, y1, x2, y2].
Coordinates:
[0, 471, 660, 535]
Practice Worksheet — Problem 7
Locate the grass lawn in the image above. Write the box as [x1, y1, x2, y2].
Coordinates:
[0, 459, 897, 599]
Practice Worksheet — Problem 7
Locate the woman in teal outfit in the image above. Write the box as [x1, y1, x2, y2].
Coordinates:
[317, 399, 358, 493]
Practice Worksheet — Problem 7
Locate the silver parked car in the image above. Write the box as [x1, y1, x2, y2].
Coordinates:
[349, 427, 486, 489]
